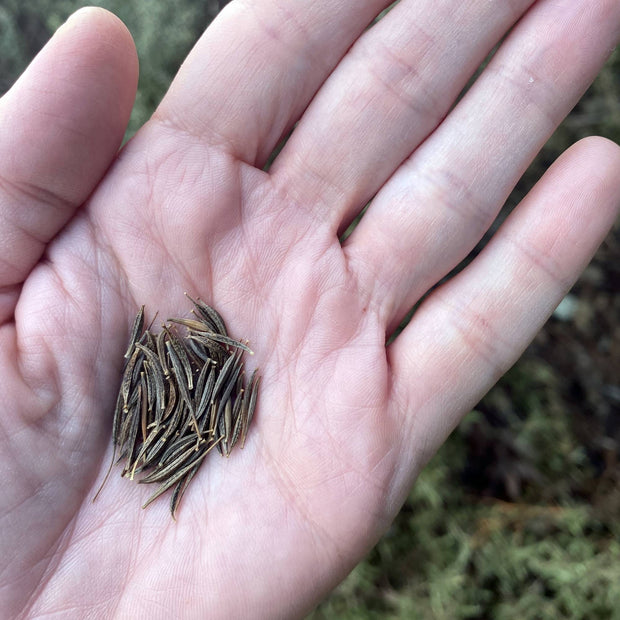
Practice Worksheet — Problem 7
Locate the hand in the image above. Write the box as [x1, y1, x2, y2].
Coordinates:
[1, 2, 619, 618]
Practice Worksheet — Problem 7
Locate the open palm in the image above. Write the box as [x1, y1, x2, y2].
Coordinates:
[2, 2, 619, 618]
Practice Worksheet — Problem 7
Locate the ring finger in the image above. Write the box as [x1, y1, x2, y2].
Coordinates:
[343, 0, 620, 330]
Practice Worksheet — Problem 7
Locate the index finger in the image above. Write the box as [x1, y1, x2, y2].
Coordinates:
[154, 1, 392, 167]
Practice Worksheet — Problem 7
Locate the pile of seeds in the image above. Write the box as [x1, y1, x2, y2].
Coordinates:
[95, 294, 259, 518]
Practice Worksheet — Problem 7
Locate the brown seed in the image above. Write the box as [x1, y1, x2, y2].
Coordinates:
[136, 342, 166, 412]
[215, 355, 243, 432]
[184, 293, 228, 336]
[167, 317, 213, 333]
[166, 340, 201, 439]
[211, 349, 241, 404]
[164, 328, 194, 390]
[224, 398, 233, 457]
[182, 327, 254, 355]
[187, 333, 229, 362]
[208, 401, 218, 437]
[241, 370, 260, 449]
[121, 346, 143, 409]
[140, 372, 149, 445]
[170, 462, 200, 520]
[117, 388, 140, 456]
[194, 359, 211, 407]
[121, 385, 143, 476]
[197, 365, 216, 428]
[230, 389, 245, 451]
[124, 306, 145, 359]
[247, 371, 260, 428]
[156, 329, 171, 379]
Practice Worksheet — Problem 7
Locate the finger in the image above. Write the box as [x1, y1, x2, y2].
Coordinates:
[271, 0, 535, 229]
[0, 8, 137, 308]
[387, 137, 620, 488]
[344, 0, 620, 330]
[154, 0, 391, 166]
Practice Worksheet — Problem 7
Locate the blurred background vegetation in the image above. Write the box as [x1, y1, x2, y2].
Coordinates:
[1, 2, 618, 618]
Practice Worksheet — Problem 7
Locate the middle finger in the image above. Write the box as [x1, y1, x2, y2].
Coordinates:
[270, 0, 535, 230]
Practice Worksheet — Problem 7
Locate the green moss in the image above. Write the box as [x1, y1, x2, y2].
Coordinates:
[0, 0, 219, 138]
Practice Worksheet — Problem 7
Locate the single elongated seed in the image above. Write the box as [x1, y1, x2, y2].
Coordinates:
[216, 424, 226, 456]
[184, 293, 228, 335]
[215, 357, 243, 430]
[241, 370, 260, 449]
[165, 341, 192, 404]
[187, 333, 228, 361]
[230, 389, 245, 451]
[124, 306, 145, 359]
[224, 398, 233, 456]
[184, 293, 219, 332]
[216, 413, 226, 456]
[112, 389, 124, 446]
[167, 318, 212, 333]
[121, 346, 143, 408]
[170, 462, 200, 520]
[201, 305, 228, 337]
[208, 401, 218, 437]
[143, 362, 156, 414]
[211, 350, 241, 404]
[130, 348, 146, 392]
[247, 371, 260, 428]
[183, 328, 254, 355]
[194, 359, 211, 406]
[121, 385, 143, 476]
[164, 328, 194, 390]
[156, 329, 171, 379]
[130, 381, 150, 481]
[140, 372, 148, 445]
[159, 379, 177, 426]
[197, 365, 216, 425]
[166, 340, 201, 439]
[136, 342, 166, 411]
[204, 332, 253, 355]
[117, 389, 140, 455]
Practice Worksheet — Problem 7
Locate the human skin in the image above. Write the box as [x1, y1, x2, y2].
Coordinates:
[0, 1, 619, 618]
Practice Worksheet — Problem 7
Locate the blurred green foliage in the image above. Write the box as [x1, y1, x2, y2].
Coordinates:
[1, 2, 618, 618]
[0, 0, 219, 136]
[313, 361, 620, 619]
